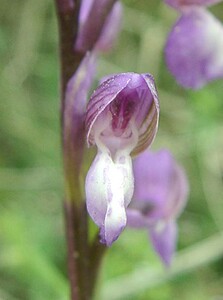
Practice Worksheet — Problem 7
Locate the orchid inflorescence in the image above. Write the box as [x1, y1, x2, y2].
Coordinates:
[63, 0, 191, 263]
[64, 0, 192, 260]
[54, 0, 222, 298]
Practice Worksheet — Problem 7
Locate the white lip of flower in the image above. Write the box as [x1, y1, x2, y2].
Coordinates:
[86, 110, 138, 246]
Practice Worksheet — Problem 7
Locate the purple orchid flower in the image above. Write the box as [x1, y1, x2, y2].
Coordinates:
[85, 73, 160, 246]
[165, 5, 223, 89]
[75, 0, 122, 53]
[127, 149, 189, 266]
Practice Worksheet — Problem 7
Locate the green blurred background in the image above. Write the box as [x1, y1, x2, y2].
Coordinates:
[0, 0, 223, 299]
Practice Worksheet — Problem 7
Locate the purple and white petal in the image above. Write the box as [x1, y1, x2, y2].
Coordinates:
[149, 221, 177, 266]
[165, 7, 223, 89]
[86, 151, 134, 246]
[86, 73, 132, 147]
[85, 152, 110, 228]
[86, 73, 159, 156]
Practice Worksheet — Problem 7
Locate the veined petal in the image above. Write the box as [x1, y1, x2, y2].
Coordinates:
[86, 73, 132, 147]
[132, 74, 159, 156]
[149, 221, 177, 266]
[165, 7, 223, 89]
[86, 73, 159, 156]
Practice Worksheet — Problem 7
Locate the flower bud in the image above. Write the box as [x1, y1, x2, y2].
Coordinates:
[75, 0, 122, 53]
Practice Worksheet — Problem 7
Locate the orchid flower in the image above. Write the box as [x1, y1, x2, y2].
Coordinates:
[127, 149, 189, 266]
[75, 0, 122, 53]
[164, 2, 223, 89]
[85, 73, 159, 246]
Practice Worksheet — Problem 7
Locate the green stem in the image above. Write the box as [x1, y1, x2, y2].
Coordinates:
[64, 201, 80, 299]
[54, 1, 87, 299]
[89, 233, 107, 298]
[64, 201, 89, 300]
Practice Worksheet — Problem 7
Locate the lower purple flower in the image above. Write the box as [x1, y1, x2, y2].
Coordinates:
[127, 149, 189, 266]
[85, 73, 159, 246]
[165, 7, 223, 89]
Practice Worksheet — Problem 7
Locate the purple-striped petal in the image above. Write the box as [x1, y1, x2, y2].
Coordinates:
[165, 7, 223, 89]
[86, 73, 159, 156]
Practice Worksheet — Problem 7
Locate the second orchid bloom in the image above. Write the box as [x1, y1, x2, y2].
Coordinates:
[127, 150, 189, 266]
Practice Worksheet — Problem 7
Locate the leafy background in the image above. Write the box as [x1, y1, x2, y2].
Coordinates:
[0, 0, 223, 299]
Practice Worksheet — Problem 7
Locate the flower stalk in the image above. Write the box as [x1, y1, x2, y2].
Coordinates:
[54, 0, 122, 299]
[54, 1, 89, 299]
